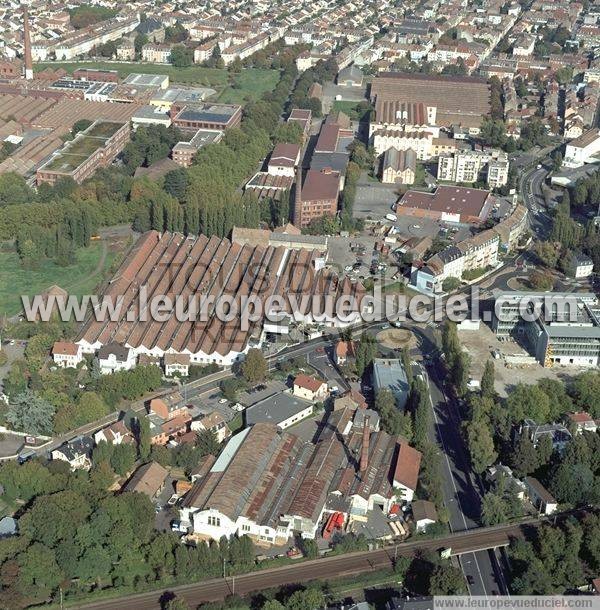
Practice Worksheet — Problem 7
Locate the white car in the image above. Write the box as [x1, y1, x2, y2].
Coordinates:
[167, 494, 179, 506]
[218, 398, 228, 404]
[344, 265, 353, 272]
[412, 224, 421, 229]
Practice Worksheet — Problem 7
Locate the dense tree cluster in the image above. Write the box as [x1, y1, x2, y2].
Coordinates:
[508, 516, 600, 594]
[0, 458, 256, 607]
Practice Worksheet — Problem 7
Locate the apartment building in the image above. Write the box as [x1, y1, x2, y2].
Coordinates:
[142, 44, 172, 63]
[437, 149, 509, 188]
[36, 15, 140, 61]
[493, 291, 600, 367]
[294, 168, 340, 227]
[563, 128, 600, 168]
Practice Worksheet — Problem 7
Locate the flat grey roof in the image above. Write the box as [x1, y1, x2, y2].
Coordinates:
[373, 358, 409, 407]
[245, 392, 313, 426]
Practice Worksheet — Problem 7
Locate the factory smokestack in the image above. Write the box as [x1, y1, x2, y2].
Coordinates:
[23, 6, 33, 80]
[360, 415, 370, 474]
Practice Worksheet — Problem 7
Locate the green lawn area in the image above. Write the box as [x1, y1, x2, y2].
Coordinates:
[34, 62, 280, 100]
[0, 241, 117, 316]
[332, 100, 362, 120]
[218, 69, 281, 104]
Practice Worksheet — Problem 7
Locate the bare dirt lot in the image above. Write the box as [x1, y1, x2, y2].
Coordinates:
[458, 322, 581, 397]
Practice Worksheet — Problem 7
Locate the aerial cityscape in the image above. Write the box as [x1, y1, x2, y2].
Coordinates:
[0, 0, 600, 609]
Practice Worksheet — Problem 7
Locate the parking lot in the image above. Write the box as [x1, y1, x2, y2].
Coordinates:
[354, 181, 399, 219]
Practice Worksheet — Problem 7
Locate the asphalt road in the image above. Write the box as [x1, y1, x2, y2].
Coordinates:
[414, 326, 509, 596]
[79, 521, 539, 610]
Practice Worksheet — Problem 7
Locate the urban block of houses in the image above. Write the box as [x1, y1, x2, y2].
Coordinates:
[437, 149, 509, 189]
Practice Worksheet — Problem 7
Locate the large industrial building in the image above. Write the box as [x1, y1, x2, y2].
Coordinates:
[370, 72, 491, 133]
[395, 185, 494, 224]
[36, 120, 130, 185]
[493, 291, 600, 367]
[77, 230, 364, 366]
[179, 405, 422, 544]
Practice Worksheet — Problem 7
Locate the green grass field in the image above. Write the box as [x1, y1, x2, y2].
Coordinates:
[35, 62, 280, 102]
[218, 69, 281, 104]
[0, 241, 117, 316]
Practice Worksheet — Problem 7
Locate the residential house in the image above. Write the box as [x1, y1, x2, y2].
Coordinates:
[51, 436, 93, 470]
[334, 340, 356, 366]
[164, 353, 190, 377]
[149, 393, 187, 421]
[191, 411, 232, 443]
[412, 500, 438, 532]
[567, 412, 598, 434]
[571, 254, 594, 279]
[94, 421, 134, 446]
[293, 374, 328, 401]
[393, 443, 422, 503]
[123, 461, 168, 499]
[52, 341, 83, 368]
[524, 476, 558, 515]
[521, 419, 572, 453]
[97, 342, 136, 374]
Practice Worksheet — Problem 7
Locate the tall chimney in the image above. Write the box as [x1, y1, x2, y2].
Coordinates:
[23, 7, 33, 80]
[359, 415, 370, 474]
[293, 166, 302, 226]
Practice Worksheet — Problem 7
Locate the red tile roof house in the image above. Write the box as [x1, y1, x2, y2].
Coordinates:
[393, 442, 422, 502]
[567, 412, 598, 434]
[52, 340, 83, 368]
[294, 168, 340, 227]
[292, 374, 328, 401]
[334, 340, 356, 366]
